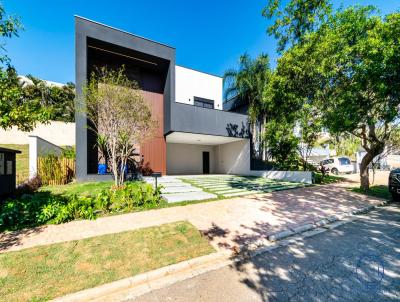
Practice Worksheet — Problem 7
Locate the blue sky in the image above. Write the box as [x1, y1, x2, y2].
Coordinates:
[2, 0, 399, 84]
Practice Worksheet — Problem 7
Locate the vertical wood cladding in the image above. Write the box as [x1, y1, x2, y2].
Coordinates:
[140, 90, 166, 175]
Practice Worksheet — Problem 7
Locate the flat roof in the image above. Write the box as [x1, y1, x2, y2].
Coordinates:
[75, 16, 221, 78]
[0, 147, 21, 154]
[75, 15, 175, 49]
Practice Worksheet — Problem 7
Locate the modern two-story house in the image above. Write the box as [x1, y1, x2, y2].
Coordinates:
[75, 16, 256, 181]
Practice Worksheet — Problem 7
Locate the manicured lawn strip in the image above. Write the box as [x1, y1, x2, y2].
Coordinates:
[314, 173, 346, 184]
[0, 221, 214, 302]
[39, 180, 115, 197]
[351, 185, 390, 200]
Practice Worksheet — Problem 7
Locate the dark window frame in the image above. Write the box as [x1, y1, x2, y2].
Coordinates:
[193, 96, 214, 109]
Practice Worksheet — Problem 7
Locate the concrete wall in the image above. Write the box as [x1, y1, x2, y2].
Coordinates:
[166, 143, 216, 175]
[215, 140, 251, 175]
[29, 136, 64, 178]
[249, 170, 313, 184]
[175, 65, 223, 110]
[0, 121, 75, 146]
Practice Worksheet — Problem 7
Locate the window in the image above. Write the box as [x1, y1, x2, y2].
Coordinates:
[194, 96, 214, 109]
[0, 153, 4, 175]
[6, 161, 12, 175]
[338, 157, 351, 165]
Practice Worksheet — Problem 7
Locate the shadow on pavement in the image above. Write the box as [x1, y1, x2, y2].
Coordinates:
[229, 204, 400, 301]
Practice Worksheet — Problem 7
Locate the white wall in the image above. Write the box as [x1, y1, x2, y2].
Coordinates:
[29, 136, 64, 178]
[0, 121, 75, 146]
[215, 140, 251, 175]
[249, 170, 313, 184]
[167, 143, 216, 175]
[175, 65, 223, 110]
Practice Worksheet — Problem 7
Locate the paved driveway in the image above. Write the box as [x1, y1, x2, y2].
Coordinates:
[133, 204, 400, 302]
[0, 182, 385, 253]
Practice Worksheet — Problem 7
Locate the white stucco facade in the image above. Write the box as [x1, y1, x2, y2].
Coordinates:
[167, 143, 216, 175]
[175, 65, 223, 110]
[166, 139, 250, 175]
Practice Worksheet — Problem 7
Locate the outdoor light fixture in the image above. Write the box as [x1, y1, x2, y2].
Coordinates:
[88, 45, 158, 66]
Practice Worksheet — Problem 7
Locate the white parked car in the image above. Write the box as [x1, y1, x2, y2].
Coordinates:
[320, 157, 354, 175]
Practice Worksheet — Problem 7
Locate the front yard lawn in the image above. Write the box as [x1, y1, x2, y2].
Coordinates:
[351, 185, 390, 200]
[40, 180, 114, 197]
[313, 172, 346, 184]
[0, 221, 214, 302]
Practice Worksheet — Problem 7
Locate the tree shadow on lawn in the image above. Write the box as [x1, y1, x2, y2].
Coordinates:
[228, 205, 400, 302]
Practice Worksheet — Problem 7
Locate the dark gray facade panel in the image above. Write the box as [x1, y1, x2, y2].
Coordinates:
[75, 19, 88, 181]
[75, 16, 176, 181]
[170, 103, 249, 138]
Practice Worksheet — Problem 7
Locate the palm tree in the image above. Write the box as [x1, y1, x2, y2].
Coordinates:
[223, 53, 271, 160]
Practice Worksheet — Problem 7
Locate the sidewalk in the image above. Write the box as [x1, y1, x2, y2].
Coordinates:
[0, 182, 384, 253]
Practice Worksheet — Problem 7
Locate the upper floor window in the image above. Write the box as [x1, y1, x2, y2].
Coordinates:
[194, 96, 214, 109]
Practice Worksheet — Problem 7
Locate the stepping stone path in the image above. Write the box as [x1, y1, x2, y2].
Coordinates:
[179, 175, 306, 198]
[144, 176, 217, 203]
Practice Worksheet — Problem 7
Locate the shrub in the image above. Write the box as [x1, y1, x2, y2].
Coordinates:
[0, 181, 163, 231]
[15, 175, 42, 195]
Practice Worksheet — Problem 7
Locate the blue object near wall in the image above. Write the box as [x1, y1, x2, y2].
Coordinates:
[98, 164, 107, 175]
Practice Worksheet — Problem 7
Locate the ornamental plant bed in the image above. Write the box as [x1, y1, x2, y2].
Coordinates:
[0, 181, 164, 231]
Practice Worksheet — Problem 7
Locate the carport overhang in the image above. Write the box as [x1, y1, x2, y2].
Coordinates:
[166, 132, 247, 145]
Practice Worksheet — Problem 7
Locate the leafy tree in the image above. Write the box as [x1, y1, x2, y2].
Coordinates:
[224, 53, 272, 159]
[0, 4, 50, 131]
[297, 104, 323, 170]
[269, 6, 400, 189]
[23, 75, 75, 122]
[0, 66, 50, 131]
[0, 4, 21, 64]
[82, 67, 156, 186]
[331, 134, 361, 159]
[264, 119, 299, 169]
[262, 0, 331, 52]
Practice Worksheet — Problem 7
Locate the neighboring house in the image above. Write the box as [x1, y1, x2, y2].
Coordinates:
[18, 76, 65, 88]
[75, 17, 254, 181]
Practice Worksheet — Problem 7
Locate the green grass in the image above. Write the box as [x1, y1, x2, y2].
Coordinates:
[351, 185, 390, 200]
[0, 144, 29, 177]
[0, 221, 214, 302]
[314, 172, 346, 185]
[180, 176, 306, 198]
[39, 181, 115, 197]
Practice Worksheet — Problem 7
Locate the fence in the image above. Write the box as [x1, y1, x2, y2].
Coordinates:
[37, 157, 76, 186]
[16, 173, 30, 186]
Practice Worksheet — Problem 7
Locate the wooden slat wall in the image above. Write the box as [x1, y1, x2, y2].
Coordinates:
[140, 90, 166, 175]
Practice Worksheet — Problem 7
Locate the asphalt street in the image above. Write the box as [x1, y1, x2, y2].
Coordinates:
[132, 204, 400, 302]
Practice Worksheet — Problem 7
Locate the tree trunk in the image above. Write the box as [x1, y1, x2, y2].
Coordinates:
[359, 159, 370, 191]
[359, 146, 384, 191]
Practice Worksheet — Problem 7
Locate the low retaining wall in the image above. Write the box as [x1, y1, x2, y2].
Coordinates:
[0, 121, 75, 146]
[29, 136, 64, 178]
[248, 170, 313, 184]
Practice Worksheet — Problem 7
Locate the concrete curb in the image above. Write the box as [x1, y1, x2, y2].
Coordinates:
[52, 251, 231, 302]
[266, 201, 387, 243]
